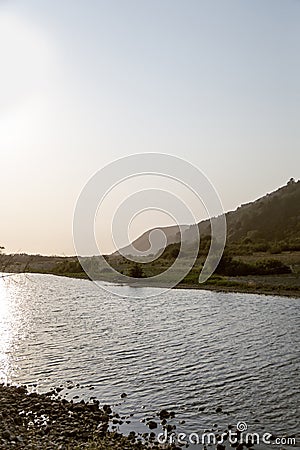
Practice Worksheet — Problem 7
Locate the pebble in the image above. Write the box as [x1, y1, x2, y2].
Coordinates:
[0, 384, 171, 449]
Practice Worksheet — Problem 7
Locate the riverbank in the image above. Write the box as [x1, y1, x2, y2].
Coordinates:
[48, 271, 300, 298]
[1, 269, 300, 298]
[1, 252, 300, 298]
[177, 276, 300, 298]
[0, 384, 174, 449]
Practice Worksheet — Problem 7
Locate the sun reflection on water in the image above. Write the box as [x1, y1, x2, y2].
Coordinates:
[0, 275, 26, 384]
[0, 274, 36, 385]
[0, 275, 12, 383]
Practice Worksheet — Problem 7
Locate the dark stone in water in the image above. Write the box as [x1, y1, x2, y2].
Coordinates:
[147, 420, 157, 430]
[159, 409, 170, 419]
[103, 404, 112, 414]
[120, 392, 127, 398]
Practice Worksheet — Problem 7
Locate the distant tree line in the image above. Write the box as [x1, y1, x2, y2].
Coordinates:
[54, 260, 83, 274]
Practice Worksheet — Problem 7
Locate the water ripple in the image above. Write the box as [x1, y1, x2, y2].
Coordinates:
[0, 274, 299, 444]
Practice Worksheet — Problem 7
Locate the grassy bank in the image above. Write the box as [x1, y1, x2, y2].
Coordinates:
[1, 250, 300, 298]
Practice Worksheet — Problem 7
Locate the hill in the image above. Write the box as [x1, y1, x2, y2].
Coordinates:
[2, 179, 300, 298]
[116, 225, 187, 257]
[203, 177, 300, 245]
[118, 178, 300, 256]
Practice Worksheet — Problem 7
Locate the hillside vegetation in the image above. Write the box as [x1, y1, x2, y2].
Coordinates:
[1, 179, 300, 297]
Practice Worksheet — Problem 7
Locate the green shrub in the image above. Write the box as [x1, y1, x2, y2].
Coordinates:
[269, 243, 283, 254]
[215, 254, 291, 276]
[128, 263, 144, 278]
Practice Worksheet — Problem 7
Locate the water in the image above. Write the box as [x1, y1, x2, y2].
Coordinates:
[0, 273, 299, 448]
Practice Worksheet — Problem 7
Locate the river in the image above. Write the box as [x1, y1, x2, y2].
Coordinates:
[0, 274, 299, 448]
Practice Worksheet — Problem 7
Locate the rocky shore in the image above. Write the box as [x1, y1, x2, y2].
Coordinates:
[0, 384, 175, 449]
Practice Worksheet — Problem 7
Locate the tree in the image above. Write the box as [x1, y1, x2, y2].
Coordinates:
[0, 246, 6, 275]
[129, 263, 144, 278]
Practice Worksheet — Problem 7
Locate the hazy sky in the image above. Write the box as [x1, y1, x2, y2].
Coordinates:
[1, 0, 299, 255]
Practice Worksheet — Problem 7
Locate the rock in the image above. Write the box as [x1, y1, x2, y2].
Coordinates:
[217, 444, 225, 450]
[13, 415, 22, 425]
[120, 392, 127, 398]
[2, 430, 11, 440]
[159, 409, 170, 419]
[147, 420, 157, 430]
[128, 430, 136, 440]
[103, 404, 112, 414]
[0, 383, 176, 449]
[216, 406, 222, 413]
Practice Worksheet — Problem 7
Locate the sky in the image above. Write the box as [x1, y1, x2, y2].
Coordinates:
[0, 0, 299, 255]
